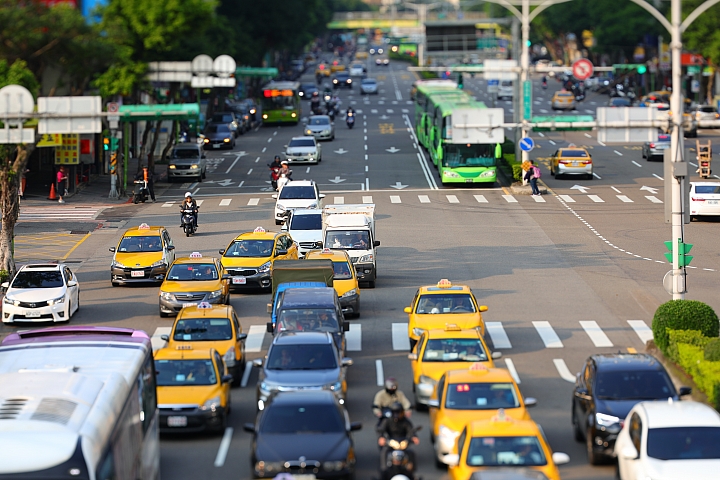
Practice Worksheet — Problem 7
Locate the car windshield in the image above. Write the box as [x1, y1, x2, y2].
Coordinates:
[155, 359, 217, 386]
[446, 382, 519, 410]
[309, 117, 330, 126]
[266, 344, 337, 370]
[326, 231, 370, 250]
[301, 84, 315, 90]
[279, 186, 317, 200]
[224, 240, 274, 257]
[352, 64, 363, 69]
[173, 318, 233, 341]
[594, 370, 675, 400]
[11, 271, 63, 289]
[118, 235, 162, 253]
[501, 81, 513, 87]
[290, 213, 322, 230]
[695, 185, 720, 194]
[699, 106, 717, 113]
[444, 144, 495, 168]
[362, 79, 376, 85]
[557, 92, 573, 97]
[612, 98, 631, 106]
[415, 294, 476, 314]
[288, 139, 316, 148]
[206, 124, 230, 134]
[647, 427, 720, 460]
[276, 309, 340, 333]
[212, 114, 233, 123]
[422, 338, 488, 362]
[466, 436, 547, 467]
[172, 148, 200, 159]
[167, 263, 219, 281]
[260, 403, 345, 434]
[561, 150, 589, 158]
[332, 262, 353, 280]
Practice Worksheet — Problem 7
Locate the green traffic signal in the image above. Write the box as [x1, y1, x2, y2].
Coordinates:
[637, 65, 647, 74]
[665, 239, 693, 266]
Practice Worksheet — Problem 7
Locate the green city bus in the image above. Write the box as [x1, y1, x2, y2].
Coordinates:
[413, 81, 466, 149]
[260, 81, 301, 124]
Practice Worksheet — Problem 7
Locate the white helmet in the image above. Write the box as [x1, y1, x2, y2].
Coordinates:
[390, 476, 411, 480]
[185, 192, 192, 198]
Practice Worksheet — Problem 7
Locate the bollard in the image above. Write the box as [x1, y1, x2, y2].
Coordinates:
[109, 173, 119, 199]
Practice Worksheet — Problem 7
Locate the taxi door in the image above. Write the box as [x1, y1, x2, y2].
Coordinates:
[162, 230, 176, 266]
[216, 259, 230, 296]
[275, 235, 298, 260]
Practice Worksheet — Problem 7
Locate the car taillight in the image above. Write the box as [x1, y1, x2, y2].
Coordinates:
[649, 143, 655, 148]
[582, 160, 592, 165]
[692, 197, 706, 202]
[559, 160, 570, 164]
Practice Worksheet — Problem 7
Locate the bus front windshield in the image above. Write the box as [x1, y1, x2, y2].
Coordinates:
[261, 93, 297, 111]
[444, 144, 495, 168]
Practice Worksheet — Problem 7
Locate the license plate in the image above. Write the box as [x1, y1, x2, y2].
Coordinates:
[709, 200, 719, 205]
[167, 416, 187, 427]
[25, 311, 41, 318]
[572, 161, 579, 166]
[232, 276, 246, 285]
[657, 144, 669, 149]
[465, 179, 473, 183]
[213, 144, 220, 149]
[182, 302, 197, 308]
[131, 270, 145, 278]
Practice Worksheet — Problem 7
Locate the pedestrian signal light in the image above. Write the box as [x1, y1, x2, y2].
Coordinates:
[664, 239, 693, 267]
[637, 65, 647, 74]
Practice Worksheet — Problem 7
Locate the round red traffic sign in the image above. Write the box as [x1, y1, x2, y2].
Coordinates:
[572, 58, 594, 81]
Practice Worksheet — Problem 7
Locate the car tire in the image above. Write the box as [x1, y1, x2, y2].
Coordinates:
[572, 408, 584, 442]
[586, 428, 604, 465]
[197, 174, 202, 183]
[275, 220, 282, 225]
[587, 173, 593, 180]
[111, 281, 119, 287]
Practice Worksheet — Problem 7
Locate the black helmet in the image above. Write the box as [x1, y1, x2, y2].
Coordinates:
[274, 155, 281, 161]
[390, 401, 404, 417]
[384, 377, 398, 394]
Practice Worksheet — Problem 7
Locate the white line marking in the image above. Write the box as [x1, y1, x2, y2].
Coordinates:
[219, 198, 232, 206]
[631, 160, 642, 167]
[593, 172, 602, 179]
[645, 196, 663, 204]
[192, 187, 200, 195]
[262, 147, 266, 153]
[247, 198, 260, 206]
[614, 150, 623, 156]
[504, 358, 521, 384]
[549, 140, 556, 145]
[689, 162, 697, 167]
[240, 361, 253, 388]
[245, 325, 266, 352]
[405, 114, 438, 189]
[611, 186, 622, 193]
[598, 139, 606, 146]
[474, 195, 488, 203]
[584, 133, 592, 138]
[486, 322, 512, 349]
[334, 196, 345, 205]
[255, 156, 260, 163]
[151, 327, 171, 351]
[617, 195, 633, 203]
[502, 195, 518, 203]
[588, 195, 604, 203]
[627, 320, 654, 344]
[267, 137, 272, 143]
[418, 195, 431, 203]
[580, 321, 613, 347]
[365, 165, 368, 172]
[214, 427, 234, 467]
[162, 202, 174, 208]
[247, 168, 253, 175]
[537, 132, 545, 137]
[532, 195, 546, 202]
[376, 359, 384, 386]
[225, 156, 240, 174]
[533, 321, 563, 348]
[653, 173, 664, 180]
[392, 323, 410, 351]
[362, 196, 373, 204]
[366, 178, 369, 190]
[238, 181, 244, 188]
[559, 195, 575, 202]
[346, 324, 362, 351]
[195, 200, 204, 206]
[554, 359, 576, 383]
[446, 194, 460, 203]
[390, 195, 401, 204]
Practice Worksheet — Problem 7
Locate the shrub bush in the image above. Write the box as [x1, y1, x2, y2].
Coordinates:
[705, 338, 720, 362]
[652, 300, 719, 354]
[667, 329, 712, 362]
[0, 270, 9, 284]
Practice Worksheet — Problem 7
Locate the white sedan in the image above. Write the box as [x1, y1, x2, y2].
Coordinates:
[615, 400, 720, 480]
[2, 264, 80, 323]
[690, 182, 720, 220]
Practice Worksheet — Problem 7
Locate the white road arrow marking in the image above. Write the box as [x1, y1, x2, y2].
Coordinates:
[334, 148, 348, 154]
[217, 179, 234, 187]
[386, 147, 400, 153]
[570, 185, 590, 194]
[379, 115, 389, 120]
[328, 176, 347, 183]
[390, 182, 408, 189]
[640, 185, 659, 195]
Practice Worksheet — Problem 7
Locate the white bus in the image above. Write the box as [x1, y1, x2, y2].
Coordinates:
[0, 326, 160, 480]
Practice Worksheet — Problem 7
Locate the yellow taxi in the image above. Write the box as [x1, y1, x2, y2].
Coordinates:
[429, 364, 536, 466]
[405, 279, 487, 351]
[330, 60, 346, 73]
[154, 346, 232, 433]
[444, 410, 570, 480]
[315, 63, 331, 77]
[158, 252, 230, 317]
[550, 90, 577, 110]
[355, 51, 369, 60]
[219, 227, 298, 291]
[409, 325, 499, 408]
[550, 146, 593, 180]
[305, 248, 360, 317]
[109, 223, 175, 286]
[163, 302, 247, 385]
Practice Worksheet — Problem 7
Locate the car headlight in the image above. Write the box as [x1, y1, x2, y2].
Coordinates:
[224, 348, 236, 367]
[190, 164, 199, 169]
[307, 203, 318, 209]
[223, 138, 231, 143]
[480, 170, 495, 178]
[359, 254, 373, 262]
[256, 461, 283, 474]
[306, 130, 313, 135]
[150, 260, 167, 268]
[208, 288, 223, 299]
[260, 381, 278, 394]
[168, 165, 176, 169]
[258, 261, 272, 274]
[341, 288, 357, 298]
[596, 412, 621, 427]
[413, 327, 425, 337]
[3, 296, 18, 306]
[347, 79, 352, 83]
[276, 204, 286, 212]
[419, 375, 438, 386]
[323, 129, 331, 134]
[443, 170, 461, 178]
[201, 396, 221, 411]
[48, 295, 65, 306]
[325, 381, 343, 391]
[112, 260, 128, 268]
[439, 424, 460, 440]
[323, 460, 346, 472]
[160, 291, 175, 301]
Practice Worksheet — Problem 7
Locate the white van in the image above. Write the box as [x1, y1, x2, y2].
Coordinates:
[498, 80, 514, 100]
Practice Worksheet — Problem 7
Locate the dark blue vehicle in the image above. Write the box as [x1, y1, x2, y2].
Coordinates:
[267, 281, 327, 326]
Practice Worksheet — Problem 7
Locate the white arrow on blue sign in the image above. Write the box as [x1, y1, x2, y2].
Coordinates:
[519, 137, 535, 152]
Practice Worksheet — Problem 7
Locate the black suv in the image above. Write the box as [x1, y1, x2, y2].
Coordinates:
[572, 353, 691, 464]
[332, 72, 352, 90]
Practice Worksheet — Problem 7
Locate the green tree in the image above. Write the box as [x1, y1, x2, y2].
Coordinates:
[0, 60, 40, 276]
[681, 1, 720, 103]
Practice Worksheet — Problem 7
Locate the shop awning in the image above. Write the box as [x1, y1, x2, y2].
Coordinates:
[118, 104, 199, 122]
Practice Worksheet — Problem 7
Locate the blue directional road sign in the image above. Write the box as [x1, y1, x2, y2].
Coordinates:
[519, 137, 535, 152]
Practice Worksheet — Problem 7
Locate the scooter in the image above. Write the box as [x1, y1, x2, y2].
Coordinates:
[268, 164, 280, 190]
[276, 172, 291, 191]
[346, 112, 355, 129]
[180, 205, 198, 237]
[379, 427, 422, 480]
[133, 180, 149, 204]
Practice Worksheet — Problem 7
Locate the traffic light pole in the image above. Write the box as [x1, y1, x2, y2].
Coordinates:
[520, 0, 530, 162]
[670, 0, 684, 299]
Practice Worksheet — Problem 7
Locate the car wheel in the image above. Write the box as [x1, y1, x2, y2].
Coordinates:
[586, 428, 604, 465]
[275, 219, 282, 225]
[197, 174, 202, 183]
[66, 302, 72, 322]
[587, 173, 593, 180]
[111, 281, 119, 287]
[572, 408, 584, 442]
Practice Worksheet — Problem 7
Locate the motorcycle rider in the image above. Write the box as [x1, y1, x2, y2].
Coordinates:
[310, 91, 322, 115]
[541, 75, 548, 89]
[180, 192, 198, 229]
[380, 451, 415, 480]
[133, 164, 155, 202]
[278, 160, 293, 181]
[373, 377, 412, 421]
[376, 402, 419, 471]
[268, 155, 282, 189]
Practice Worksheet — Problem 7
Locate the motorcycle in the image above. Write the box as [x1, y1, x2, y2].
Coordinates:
[180, 205, 198, 237]
[379, 426, 422, 480]
[346, 112, 355, 129]
[133, 180, 149, 204]
[542, 80, 548, 90]
[268, 164, 280, 190]
[276, 172, 291, 191]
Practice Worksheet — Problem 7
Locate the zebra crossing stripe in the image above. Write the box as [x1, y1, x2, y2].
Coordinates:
[553, 359, 576, 383]
[446, 195, 459, 203]
[486, 322, 512, 349]
[362, 196, 373, 204]
[162, 202, 175, 208]
[504, 358, 521, 384]
[346, 324, 362, 351]
[617, 195, 633, 203]
[219, 199, 232, 206]
[418, 195, 431, 204]
[247, 198, 259, 206]
[334, 196, 345, 205]
[474, 195, 488, 203]
[533, 321, 563, 348]
[588, 195, 604, 203]
[390, 196, 401, 204]
[532, 195, 546, 203]
[392, 323, 410, 351]
[627, 320, 653, 344]
[195, 200, 204, 206]
[245, 325, 266, 353]
[645, 196, 663, 204]
[502, 195, 517, 203]
[580, 321, 613, 347]
[559, 195, 575, 203]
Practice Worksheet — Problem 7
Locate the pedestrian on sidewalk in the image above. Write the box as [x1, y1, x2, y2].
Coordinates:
[524, 160, 541, 196]
[56, 166, 68, 204]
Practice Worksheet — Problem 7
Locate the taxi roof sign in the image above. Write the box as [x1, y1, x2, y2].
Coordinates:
[437, 279, 452, 288]
[197, 301, 213, 309]
[321, 248, 333, 254]
[138, 223, 150, 230]
[469, 362, 488, 371]
[445, 323, 461, 331]
[254, 226, 266, 233]
[491, 408, 510, 423]
[189, 252, 203, 258]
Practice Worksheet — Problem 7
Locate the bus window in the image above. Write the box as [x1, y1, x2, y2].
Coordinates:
[443, 144, 495, 167]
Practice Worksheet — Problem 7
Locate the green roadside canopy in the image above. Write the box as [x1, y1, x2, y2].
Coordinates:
[118, 104, 199, 122]
[531, 115, 594, 131]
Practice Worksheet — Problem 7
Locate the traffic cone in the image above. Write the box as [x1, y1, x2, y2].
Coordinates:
[48, 182, 57, 200]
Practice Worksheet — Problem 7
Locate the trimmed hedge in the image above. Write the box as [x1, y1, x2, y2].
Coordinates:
[667, 329, 712, 363]
[705, 338, 720, 361]
[652, 300, 719, 354]
[667, 329, 720, 409]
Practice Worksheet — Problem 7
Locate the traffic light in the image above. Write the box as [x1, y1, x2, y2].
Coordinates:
[103, 136, 110, 151]
[612, 64, 648, 74]
[664, 239, 694, 267]
[457, 73, 464, 89]
[637, 65, 647, 74]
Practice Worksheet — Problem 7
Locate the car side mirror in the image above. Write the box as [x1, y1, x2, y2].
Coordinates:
[67, 280, 77, 287]
[403, 307, 411, 314]
[202, 154, 206, 159]
[574, 388, 590, 399]
[236, 333, 247, 342]
[552, 452, 570, 465]
[221, 374, 233, 384]
[243, 422, 255, 433]
[283, 144, 288, 148]
[373, 240, 380, 247]
[1, 282, 8, 289]
[160, 335, 169, 342]
[319, 194, 326, 199]
[266, 322, 274, 333]
[275, 249, 288, 256]
[524, 397, 537, 407]
[442, 453, 459, 466]
[620, 445, 638, 460]
[342, 358, 353, 367]
[167, 245, 175, 251]
[408, 353, 418, 361]
[221, 274, 231, 280]
[479, 305, 488, 312]
[349, 421, 362, 431]
[679, 386, 692, 396]
[266, 303, 273, 314]
[109, 247, 116, 253]
[252, 358, 263, 368]
[427, 399, 440, 408]
[271, 194, 278, 199]
[219, 249, 225, 255]
[491, 351, 502, 359]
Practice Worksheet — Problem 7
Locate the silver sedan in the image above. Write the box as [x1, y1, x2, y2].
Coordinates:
[304, 115, 335, 141]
